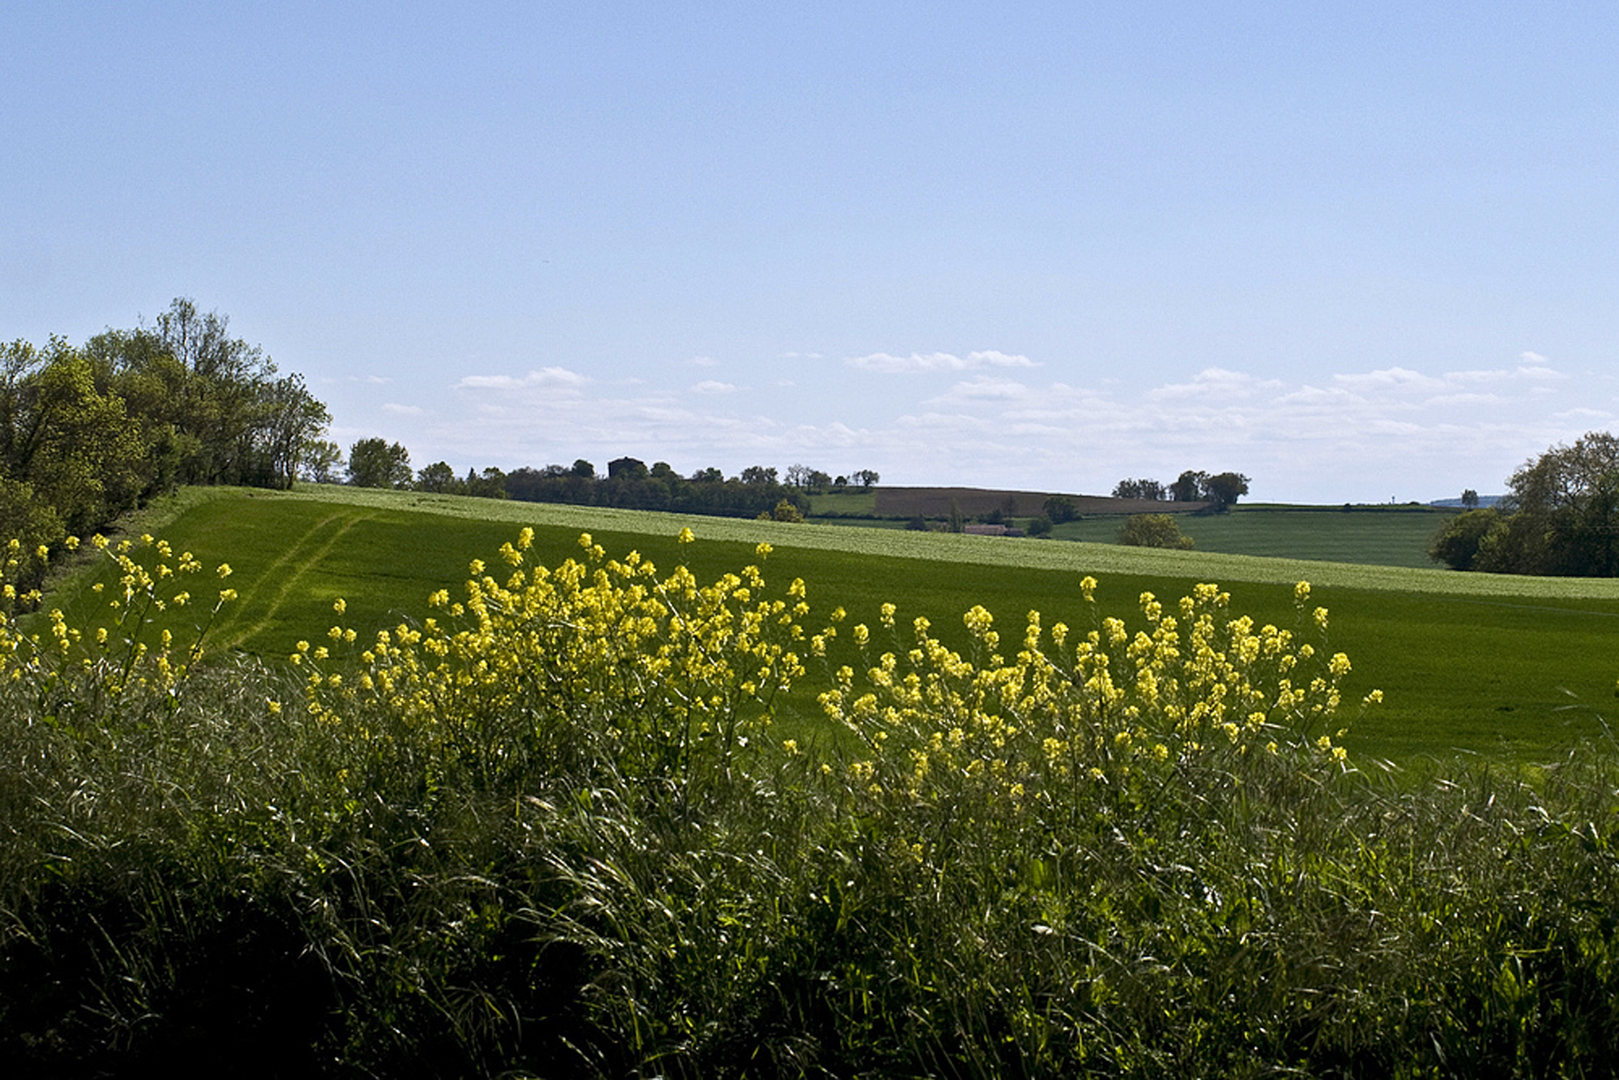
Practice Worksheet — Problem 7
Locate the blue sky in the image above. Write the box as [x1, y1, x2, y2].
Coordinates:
[5, 2, 1616, 502]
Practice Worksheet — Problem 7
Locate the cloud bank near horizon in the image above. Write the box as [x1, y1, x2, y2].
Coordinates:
[335, 351, 1615, 504]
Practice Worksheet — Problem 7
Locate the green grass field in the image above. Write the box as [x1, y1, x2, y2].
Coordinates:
[48, 484, 1619, 764]
[1053, 502, 1458, 568]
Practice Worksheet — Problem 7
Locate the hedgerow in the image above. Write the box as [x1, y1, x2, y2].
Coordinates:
[4, 529, 1619, 1077]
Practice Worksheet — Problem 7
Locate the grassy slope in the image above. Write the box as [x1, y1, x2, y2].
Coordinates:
[50, 484, 1619, 764]
[1053, 503, 1457, 568]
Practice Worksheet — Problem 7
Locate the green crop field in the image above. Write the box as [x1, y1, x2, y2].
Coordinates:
[1052, 502, 1459, 568]
[47, 483, 1619, 765]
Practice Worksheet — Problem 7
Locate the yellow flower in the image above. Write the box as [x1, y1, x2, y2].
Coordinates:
[677, 527, 695, 545]
[333, 598, 347, 615]
[217, 563, 232, 578]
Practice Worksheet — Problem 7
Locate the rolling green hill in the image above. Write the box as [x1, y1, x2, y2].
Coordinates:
[46, 483, 1619, 764]
[1053, 502, 1458, 568]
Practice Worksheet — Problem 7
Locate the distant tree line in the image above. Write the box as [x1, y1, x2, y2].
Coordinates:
[1430, 432, 1619, 576]
[1, 299, 330, 568]
[1113, 470, 1250, 512]
[339, 446, 884, 521]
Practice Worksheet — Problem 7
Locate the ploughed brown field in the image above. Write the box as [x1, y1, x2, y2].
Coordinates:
[872, 485, 1208, 518]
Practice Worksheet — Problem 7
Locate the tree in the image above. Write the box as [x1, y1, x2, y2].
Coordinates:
[301, 439, 344, 484]
[853, 469, 880, 489]
[465, 467, 508, 500]
[608, 456, 648, 480]
[758, 498, 805, 523]
[1461, 488, 1480, 509]
[1118, 514, 1195, 549]
[740, 465, 778, 486]
[252, 372, 331, 489]
[1428, 508, 1503, 571]
[571, 459, 596, 479]
[1026, 515, 1053, 538]
[1044, 496, 1078, 524]
[1112, 478, 1164, 501]
[416, 461, 457, 492]
[1442, 432, 1619, 576]
[1169, 471, 1206, 502]
[1202, 472, 1250, 512]
[347, 438, 412, 489]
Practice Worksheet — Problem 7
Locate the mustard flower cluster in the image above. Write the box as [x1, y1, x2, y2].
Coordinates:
[0, 533, 236, 720]
[819, 576, 1375, 816]
[303, 529, 812, 780]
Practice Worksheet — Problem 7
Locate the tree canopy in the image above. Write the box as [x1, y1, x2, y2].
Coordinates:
[1430, 432, 1619, 576]
[1, 299, 330, 567]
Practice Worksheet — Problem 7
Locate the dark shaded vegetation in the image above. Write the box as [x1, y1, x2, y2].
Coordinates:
[1, 299, 328, 584]
[1431, 432, 1619, 576]
[502, 459, 812, 520]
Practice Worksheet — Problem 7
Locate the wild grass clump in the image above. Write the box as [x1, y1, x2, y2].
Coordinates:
[4, 529, 1619, 1076]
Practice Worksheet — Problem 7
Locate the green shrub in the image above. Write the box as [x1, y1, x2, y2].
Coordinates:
[1119, 512, 1195, 549]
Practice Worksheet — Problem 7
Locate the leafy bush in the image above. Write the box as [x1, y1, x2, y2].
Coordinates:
[1118, 512, 1195, 549]
[6, 528, 1619, 1076]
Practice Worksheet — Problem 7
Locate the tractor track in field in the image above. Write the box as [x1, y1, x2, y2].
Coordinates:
[217, 507, 375, 651]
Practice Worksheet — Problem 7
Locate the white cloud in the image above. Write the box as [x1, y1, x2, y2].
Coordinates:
[688, 356, 719, 367]
[1331, 366, 1448, 394]
[847, 349, 1037, 373]
[1149, 367, 1282, 401]
[691, 380, 737, 394]
[926, 377, 1032, 404]
[382, 403, 427, 416]
[454, 366, 589, 390]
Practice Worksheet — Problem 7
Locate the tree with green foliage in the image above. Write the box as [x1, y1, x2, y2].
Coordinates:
[1118, 513, 1195, 549]
[416, 461, 457, 492]
[300, 440, 344, 483]
[1168, 471, 1203, 502]
[1444, 432, 1619, 576]
[759, 498, 805, 523]
[1428, 508, 1504, 571]
[1043, 495, 1078, 523]
[1461, 488, 1480, 509]
[1026, 515, 1053, 538]
[0, 338, 146, 542]
[1113, 478, 1165, 501]
[347, 438, 413, 489]
[1202, 471, 1250, 512]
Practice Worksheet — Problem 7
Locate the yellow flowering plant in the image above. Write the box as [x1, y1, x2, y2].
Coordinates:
[301, 529, 814, 793]
[0, 534, 236, 727]
[816, 575, 1375, 828]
